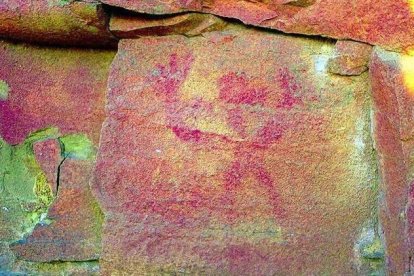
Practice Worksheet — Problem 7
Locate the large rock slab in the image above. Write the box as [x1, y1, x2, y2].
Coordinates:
[0, 41, 115, 269]
[0, 0, 116, 47]
[0, 41, 114, 145]
[370, 47, 414, 274]
[100, 0, 414, 52]
[92, 27, 380, 274]
[11, 158, 104, 262]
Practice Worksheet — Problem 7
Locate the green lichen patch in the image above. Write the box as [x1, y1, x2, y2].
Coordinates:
[360, 236, 385, 259]
[33, 172, 54, 211]
[0, 80, 9, 100]
[0, 132, 57, 245]
[59, 133, 95, 160]
[25, 127, 60, 145]
[47, 0, 71, 7]
[355, 226, 385, 275]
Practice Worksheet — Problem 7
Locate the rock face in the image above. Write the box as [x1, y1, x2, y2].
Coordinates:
[109, 12, 227, 38]
[0, 0, 116, 47]
[0, 41, 113, 145]
[11, 159, 103, 262]
[328, 40, 373, 76]
[92, 27, 379, 274]
[370, 48, 414, 274]
[0, 41, 114, 273]
[1, 0, 414, 275]
[100, 0, 414, 52]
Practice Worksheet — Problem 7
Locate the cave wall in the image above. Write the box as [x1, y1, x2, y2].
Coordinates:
[0, 0, 413, 275]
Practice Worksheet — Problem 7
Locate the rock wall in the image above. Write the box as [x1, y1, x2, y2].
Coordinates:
[0, 0, 413, 275]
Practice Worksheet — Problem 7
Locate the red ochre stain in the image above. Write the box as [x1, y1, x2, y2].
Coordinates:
[171, 126, 202, 142]
[254, 118, 286, 147]
[147, 57, 287, 220]
[276, 67, 303, 109]
[151, 53, 194, 101]
[218, 72, 269, 105]
[150, 53, 208, 142]
[222, 146, 285, 220]
[226, 107, 247, 138]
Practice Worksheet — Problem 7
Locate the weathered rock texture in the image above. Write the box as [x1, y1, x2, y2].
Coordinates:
[100, 0, 414, 52]
[0, 41, 114, 273]
[1, 0, 414, 275]
[370, 48, 414, 274]
[91, 27, 380, 274]
[0, 41, 113, 145]
[109, 12, 227, 39]
[0, 0, 116, 47]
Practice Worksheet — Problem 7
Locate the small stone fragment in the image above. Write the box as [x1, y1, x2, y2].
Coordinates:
[25, 127, 60, 144]
[328, 40, 373, 76]
[185, 14, 227, 37]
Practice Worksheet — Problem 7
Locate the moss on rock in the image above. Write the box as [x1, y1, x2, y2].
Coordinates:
[59, 133, 95, 160]
[0, 80, 9, 100]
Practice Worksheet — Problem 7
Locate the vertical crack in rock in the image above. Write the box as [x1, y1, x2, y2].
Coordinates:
[55, 156, 67, 196]
[10, 132, 104, 264]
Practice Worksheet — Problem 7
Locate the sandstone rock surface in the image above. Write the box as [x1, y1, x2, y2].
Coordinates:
[328, 40, 372, 76]
[92, 27, 379, 274]
[0, 0, 116, 47]
[100, 0, 414, 52]
[0, 41, 114, 145]
[109, 12, 227, 38]
[370, 47, 414, 274]
[0, 40, 115, 271]
[1, 0, 413, 274]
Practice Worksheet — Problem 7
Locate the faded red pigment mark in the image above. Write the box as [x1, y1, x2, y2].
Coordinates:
[221, 146, 285, 221]
[171, 126, 202, 142]
[276, 67, 303, 109]
[151, 53, 194, 102]
[215, 71, 287, 219]
[218, 72, 269, 105]
[254, 118, 286, 147]
[149, 53, 211, 143]
[148, 61, 286, 221]
[226, 106, 247, 138]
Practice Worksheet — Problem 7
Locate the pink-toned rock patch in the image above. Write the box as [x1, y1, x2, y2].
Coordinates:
[100, 0, 414, 52]
[92, 27, 379, 275]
